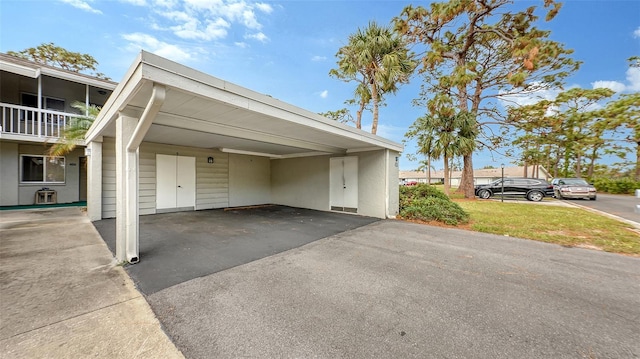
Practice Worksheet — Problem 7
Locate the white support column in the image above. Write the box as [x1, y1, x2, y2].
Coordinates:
[37, 76, 42, 137]
[86, 139, 103, 221]
[115, 113, 139, 263]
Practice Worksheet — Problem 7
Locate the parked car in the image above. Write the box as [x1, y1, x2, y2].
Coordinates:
[551, 178, 597, 200]
[475, 178, 554, 202]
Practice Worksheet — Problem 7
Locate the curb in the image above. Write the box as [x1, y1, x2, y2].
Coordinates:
[562, 201, 640, 230]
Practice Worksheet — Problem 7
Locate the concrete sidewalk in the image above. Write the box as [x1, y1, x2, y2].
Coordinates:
[0, 207, 183, 359]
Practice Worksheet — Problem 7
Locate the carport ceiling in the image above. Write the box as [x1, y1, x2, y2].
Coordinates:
[88, 51, 402, 157]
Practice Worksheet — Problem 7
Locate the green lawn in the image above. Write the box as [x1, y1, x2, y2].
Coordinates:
[455, 200, 640, 255]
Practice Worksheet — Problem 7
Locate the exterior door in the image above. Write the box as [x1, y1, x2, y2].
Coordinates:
[156, 154, 195, 210]
[330, 156, 358, 213]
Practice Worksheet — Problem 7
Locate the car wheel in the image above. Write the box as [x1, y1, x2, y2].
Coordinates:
[590, 196, 597, 201]
[555, 192, 563, 200]
[477, 189, 491, 199]
[527, 191, 544, 202]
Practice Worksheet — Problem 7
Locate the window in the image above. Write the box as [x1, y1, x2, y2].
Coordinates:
[21, 155, 65, 183]
[21, 93, 66, 111]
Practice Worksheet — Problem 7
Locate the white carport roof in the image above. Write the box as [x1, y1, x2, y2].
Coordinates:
[86, 51, 402, 157]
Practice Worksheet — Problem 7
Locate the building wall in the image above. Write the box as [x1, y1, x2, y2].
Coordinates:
[271, 155, 330, 212]
[101, 138, 231, 218]
[0, 141, 19, 205]
[97, 140, 397, 220]
[271, 151, 397, 219]
[228, 153, 271, 207]
[0, 71, 111, 111]
[0, 143, 85, 205]
[387, 150, 400, 218]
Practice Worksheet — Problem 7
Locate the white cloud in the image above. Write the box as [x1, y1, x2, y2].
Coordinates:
[634, 26, 640, 38]
[170, 17, 230, 41]
[119, 0, 146, 5]
[148, 0, 273, 42]
[626, 66, 640, 91]
[498, 84, 561, 108]
[592, 80, 626, 93]
[122, 33, 194, 63]
[320, 90, 328, 99]
[59, 0, 102, 14]
[245, 32, 269, 42]
[255, 3, 273, 14]
[235, 42, 248, 48]
[591, 66, 640, 92]
[311, 55, 327, 62]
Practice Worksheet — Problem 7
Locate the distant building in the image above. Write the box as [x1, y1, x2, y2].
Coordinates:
[400, 166, 551, 186]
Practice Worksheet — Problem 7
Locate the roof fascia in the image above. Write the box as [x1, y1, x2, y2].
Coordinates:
[137, 51, 403, 152]
[85, 53, 146, 142]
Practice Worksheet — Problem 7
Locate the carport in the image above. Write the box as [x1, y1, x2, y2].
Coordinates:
[85, 51, 402, 264]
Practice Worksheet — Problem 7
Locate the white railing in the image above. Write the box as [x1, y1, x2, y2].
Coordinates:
[0, 102, 76, 138]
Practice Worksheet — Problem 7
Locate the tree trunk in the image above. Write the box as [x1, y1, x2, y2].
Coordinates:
[443, 154, 450, 196]
[575, 153, 582, 178]
[456, 154, 475, 198]
[427, 157, 432, 184]
[635, 141, 640, 181]
[523, 160, 528, 178]
[370, 81, 379, 135]
[356, 100, 364, 130]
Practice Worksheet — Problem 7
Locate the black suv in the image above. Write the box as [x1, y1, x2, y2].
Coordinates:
[474, 178, 554, 202]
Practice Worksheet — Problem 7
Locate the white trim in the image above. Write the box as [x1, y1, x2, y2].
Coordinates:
[219, 147, 281, 158]
[19, 154, 66, 184]
[346, 147, 383, 154]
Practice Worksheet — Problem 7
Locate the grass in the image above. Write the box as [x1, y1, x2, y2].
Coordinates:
[455, 200, 640, 255]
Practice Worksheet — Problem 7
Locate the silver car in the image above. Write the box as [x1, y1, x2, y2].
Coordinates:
[552, 178, 597, 200]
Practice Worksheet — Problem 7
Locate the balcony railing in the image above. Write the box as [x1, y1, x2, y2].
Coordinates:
[0, 102, 77, 139]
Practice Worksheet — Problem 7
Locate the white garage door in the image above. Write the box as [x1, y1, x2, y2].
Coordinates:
[156, 154, 196, 211]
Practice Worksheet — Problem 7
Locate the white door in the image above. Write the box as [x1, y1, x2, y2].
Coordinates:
[156, 154, 195, 210]
[330, 156, 358, 212]
[176, 156, 196, 208]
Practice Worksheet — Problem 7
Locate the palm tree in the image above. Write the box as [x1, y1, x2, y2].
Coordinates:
[47, 101, 100, 156]
[330, 21, 415, 135]
[407, 111, 477, 195]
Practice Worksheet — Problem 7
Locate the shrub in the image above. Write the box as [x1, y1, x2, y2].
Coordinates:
[592, 178, 640, 195]
[399, 184, 469, 225]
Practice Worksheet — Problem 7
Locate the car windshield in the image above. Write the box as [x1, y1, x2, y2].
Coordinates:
[562, 179, 589, 185]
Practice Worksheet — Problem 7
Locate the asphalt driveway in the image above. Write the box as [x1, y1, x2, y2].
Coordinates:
[145, 220, 640, 359]
[93, 205, 379, 294]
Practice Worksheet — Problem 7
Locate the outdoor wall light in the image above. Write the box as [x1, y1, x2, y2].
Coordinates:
[207, 156, 214, 164]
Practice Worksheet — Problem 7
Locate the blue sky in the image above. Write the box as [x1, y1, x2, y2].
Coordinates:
[1, 0, 639, 170]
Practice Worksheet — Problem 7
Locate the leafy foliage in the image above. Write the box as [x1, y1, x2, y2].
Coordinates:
[47, 102, 100, 156]
[399, 184, 469, 225]
[394, 0, 579, 198]
[405, 111, 478, 195]
[592, 178, 640, 195]
[330, 21, 416, 134]
[8, 42, 110, 80]
[507, 88, 617, 178]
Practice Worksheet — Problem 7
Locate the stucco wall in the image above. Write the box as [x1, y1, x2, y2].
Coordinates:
[355, 151, 386, 218]
[11, 144, 84, 205]
[271, 155, 330, 212]
[387, 150, 400, 218]
[228, 153, 271, 207]
[0, 141, 19, 206]
[101, 138, 230, 218]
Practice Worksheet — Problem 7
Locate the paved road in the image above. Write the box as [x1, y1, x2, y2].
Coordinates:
[147, 220, 640, 359]
[560, 193, 640, 224]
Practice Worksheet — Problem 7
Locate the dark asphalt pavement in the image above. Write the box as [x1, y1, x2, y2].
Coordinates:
[562, 193, 640, 224]
[144, 220, 640, 359]
[93, 206, 379, 294]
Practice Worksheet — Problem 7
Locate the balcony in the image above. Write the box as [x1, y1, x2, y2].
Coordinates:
[0, 102, 77, 141]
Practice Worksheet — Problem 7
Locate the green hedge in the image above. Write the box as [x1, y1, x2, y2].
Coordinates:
[399, 184, 469, 225]
[592, 178, 640, 195]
